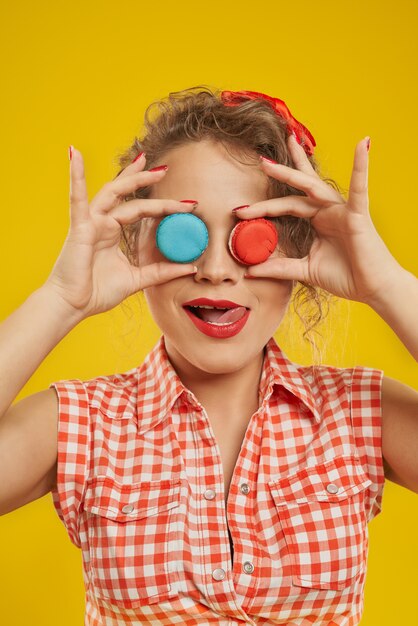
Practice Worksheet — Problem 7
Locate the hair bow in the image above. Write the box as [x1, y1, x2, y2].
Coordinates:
[220, 89, 316, 156]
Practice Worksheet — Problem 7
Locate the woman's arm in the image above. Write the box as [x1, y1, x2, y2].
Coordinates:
[361, 261, 418, 494]
[0, 148, 198, 514]
[367, 266, 418, 361]
[236, 134, 418, 494]
[381, 375, 418, 494]
[365, 268, 418, 494]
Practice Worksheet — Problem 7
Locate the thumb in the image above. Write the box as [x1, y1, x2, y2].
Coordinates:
[127, 261, 197, 292]
[245, 256, 309, 283]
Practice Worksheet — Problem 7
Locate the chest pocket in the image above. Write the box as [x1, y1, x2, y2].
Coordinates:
[268, 455, 372, 591]
[83, 475, 182, 608]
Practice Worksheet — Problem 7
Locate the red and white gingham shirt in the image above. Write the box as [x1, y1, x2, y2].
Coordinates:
[50, 335, 385, 625]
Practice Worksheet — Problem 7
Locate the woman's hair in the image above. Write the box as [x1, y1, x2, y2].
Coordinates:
[114, 86, 344, 352]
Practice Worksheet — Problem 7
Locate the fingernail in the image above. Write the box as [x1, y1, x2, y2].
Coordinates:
[232, 204, 250, 212]
[366, 137, 371, 152]
[68, 145, 73, 161]
[149, 164, 168, 172]
[180, 200, 199, 212]
[292, 130, 302, 145]
[260, 155, 278, 164]
[132, 151, 145, 163]
[244, 273, 256, 278]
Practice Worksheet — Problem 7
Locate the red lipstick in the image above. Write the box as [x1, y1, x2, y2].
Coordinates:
[182, 298, 247, 308]
[182, 298, 250, 339]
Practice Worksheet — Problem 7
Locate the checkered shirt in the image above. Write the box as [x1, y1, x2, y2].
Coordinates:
[49, 335, 385, 625]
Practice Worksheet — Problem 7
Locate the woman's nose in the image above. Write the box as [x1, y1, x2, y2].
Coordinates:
[193, 232, 242, 284]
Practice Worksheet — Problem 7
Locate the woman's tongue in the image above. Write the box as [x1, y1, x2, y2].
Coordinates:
[198, 306, 247, 324]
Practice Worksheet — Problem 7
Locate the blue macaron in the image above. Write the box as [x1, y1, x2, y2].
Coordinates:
[156, 213, 209, 263]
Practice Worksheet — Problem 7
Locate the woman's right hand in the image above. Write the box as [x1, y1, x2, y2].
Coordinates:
[44, 148, 197, 319]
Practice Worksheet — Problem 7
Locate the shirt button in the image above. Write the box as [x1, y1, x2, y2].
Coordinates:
[243, 561, 254, 574]
[240, 483, 250, 495]
[212, 568, 226, 581]
[121, 504, 134, 514]
[326, 483, 339, 494]
[204, 489, 216, 500]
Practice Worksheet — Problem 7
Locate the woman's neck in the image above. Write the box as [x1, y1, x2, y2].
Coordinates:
[164, 339, 265, 420]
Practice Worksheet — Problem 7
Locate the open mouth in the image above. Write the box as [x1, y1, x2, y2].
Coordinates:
[184, 305, 249, 326]
[182, 300, 251, 338]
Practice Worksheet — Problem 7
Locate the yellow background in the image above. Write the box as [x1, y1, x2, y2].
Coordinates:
[0, 0, 417, 623]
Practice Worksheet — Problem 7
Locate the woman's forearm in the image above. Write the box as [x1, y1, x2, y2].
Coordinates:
[0, 285, 84, 418]
[367, 266, 418, 361]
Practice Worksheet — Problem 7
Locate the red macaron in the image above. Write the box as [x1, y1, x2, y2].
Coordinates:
[228, 218, 279, 265]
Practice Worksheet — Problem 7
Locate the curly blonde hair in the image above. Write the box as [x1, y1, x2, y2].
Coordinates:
[114, 86, 344, 351]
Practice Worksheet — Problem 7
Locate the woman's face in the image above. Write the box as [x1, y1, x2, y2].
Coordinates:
[137, 139, 294, 376]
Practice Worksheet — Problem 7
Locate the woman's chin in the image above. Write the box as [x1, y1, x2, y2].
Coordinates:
[164, 335, 263, 376]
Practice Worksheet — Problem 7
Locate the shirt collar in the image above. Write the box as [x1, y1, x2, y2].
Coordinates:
[258, 336, 322, 425]
[135, 335, 188, 435]
[136, 335, 321, 434]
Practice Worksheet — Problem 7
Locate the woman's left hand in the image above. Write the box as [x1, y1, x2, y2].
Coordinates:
[237, 134, 402, 305]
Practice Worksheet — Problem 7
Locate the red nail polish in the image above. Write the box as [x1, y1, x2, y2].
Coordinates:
[292, 130, 302, 145]
[366, 137, 371, 152]
[232, 205, 250, 212]
[68, 145, 73, 161]
[260, 155, 278, 164]
[132, 151, 144, 163]
[149, 164, 168, 172]
[180, 200, 198, 204]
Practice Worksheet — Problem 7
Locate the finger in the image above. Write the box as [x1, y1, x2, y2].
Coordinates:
[287, 133, 318, 176]
[69, 146, 89, 223]
[113, 151, 147, 179]
[233, 195, 319, 220]
[244, 255, 310, 283]
[347, 137, 369, 215]
[109, 198, 198, 224]
[91, 167, 169, 213]
[260, 158, 342, 204]
[128, 261, 197, 291]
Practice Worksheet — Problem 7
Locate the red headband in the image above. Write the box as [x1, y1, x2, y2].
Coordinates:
[220, 90, 316, 156]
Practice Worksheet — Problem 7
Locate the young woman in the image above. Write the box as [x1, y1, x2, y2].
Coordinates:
[0, 87, 417, 626]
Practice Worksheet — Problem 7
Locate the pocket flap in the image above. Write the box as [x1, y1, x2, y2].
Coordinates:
[83, 476, 182, 522]
[268, 455, 372, 505]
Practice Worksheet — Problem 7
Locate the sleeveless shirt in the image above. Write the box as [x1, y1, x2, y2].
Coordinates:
[49, 335, 385, 625]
